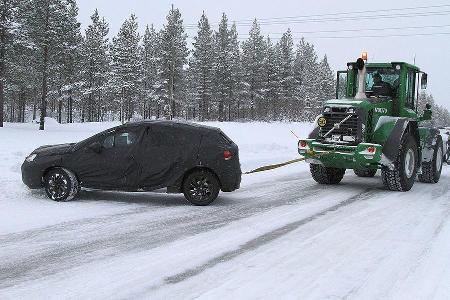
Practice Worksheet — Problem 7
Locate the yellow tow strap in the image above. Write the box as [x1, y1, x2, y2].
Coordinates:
[243, 152, 331, 175]
[244, 157, 307, 175]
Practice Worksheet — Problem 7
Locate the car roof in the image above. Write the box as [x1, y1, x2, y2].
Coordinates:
[119, 120, 221, 134]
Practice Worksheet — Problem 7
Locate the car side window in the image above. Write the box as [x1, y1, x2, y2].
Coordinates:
[102, 131, 137, 149]
[103, 135, 114, 149]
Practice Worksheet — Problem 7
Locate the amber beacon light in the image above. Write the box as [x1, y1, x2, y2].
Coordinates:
[361, 51, 368, 61]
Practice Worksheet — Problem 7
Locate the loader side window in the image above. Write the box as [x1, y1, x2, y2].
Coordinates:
[336, 71, 347, 99]
[406, 71, 416, 110]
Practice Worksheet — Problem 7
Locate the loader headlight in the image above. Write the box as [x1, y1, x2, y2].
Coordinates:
[26, 153, 37, 162]
[323, 107, 331, 113]
[347, 107, 356, 114]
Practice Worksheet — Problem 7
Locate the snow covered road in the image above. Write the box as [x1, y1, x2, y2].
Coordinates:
[1, 121, 450, 299]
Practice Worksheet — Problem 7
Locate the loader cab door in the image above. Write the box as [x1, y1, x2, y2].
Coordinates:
[405, 70, 416, 111]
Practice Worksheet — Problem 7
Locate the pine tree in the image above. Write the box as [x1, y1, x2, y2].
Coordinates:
[264, 37, 282, 120]
[212, 13, 231, 121]
[111, 14, 141, 122]
[53, 0, 81, 123]
[81, 9, 109, 122]
[241, 19, 266, 120]
[1, 0, 29, 124]
[294, 38, 319, 121]
[0, 0, 11, 126]
[191, 12, 214, 121]
[141, 24, 161, 119]
[22, 0, 70, 130]
[317, 55, 335, 107]
[159, 5, 188, 119]
[277, 29, 296, 120]
[227, 23, 242, 121]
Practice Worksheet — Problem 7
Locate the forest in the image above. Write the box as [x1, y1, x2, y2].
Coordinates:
[1, 1, 449, 129]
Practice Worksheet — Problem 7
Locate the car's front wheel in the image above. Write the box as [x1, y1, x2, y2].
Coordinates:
[182, 170, 220, 206]
[44, 168, 79, 202]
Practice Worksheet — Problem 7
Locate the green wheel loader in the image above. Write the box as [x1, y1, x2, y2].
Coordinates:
[298, 55, 443, 191]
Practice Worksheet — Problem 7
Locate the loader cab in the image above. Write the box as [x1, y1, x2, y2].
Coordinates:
[336, 61, 428, 118]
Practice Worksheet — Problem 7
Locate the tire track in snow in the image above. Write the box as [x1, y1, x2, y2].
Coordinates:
[338, 177, 450, 300]
[0, 172, 326, 288]
[163, 188, 376, 285]
[0, 169, 312, 244]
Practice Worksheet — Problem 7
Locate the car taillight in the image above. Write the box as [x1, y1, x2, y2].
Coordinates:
[224, 150, 233, 160]
[367, 146, 376, 154]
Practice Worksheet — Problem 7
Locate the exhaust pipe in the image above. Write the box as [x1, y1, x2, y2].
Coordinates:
[355, 58, 366, 99]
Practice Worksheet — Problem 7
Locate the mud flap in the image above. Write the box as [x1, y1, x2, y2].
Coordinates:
[382, 119, 413, 163]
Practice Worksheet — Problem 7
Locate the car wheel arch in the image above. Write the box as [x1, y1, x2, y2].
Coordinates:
[42, 166, 80, 184]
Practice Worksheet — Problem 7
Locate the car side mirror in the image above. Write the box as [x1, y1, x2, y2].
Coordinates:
[421, 73, 428, 89]
[420, 104, 432, 121]
[89, 141, 102, 153]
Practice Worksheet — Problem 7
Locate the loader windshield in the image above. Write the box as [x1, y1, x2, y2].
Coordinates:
[365, 68, 400, 98]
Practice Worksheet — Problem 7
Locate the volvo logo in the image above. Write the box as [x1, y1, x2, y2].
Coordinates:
[374, 108, 388, 114]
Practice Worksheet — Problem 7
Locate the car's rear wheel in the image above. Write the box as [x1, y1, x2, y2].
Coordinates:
[44, 168, 79, 202]
[182, 170, 220, 206]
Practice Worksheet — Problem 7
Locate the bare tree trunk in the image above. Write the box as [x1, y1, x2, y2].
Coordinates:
[67, 88, 73, 123]
[218, 93, 224, 122]
[20, 89, 25, 122]
[57, 88, 62, 123]
[10, 91, 15, 121]
[39, 3, 50, 130]
[169, 59, 175, 120]
[39, 42, 49, 130]
[0, 0, 7, 127]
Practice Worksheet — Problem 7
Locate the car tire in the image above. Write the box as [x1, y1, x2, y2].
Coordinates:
[419, 136, 443, 183]
[182, 170, 220, 206]
[44, 168, 79, 202]
[310, 164, 346, 184]
[381, 134, 418, 191]
[353, 168, 377, 177]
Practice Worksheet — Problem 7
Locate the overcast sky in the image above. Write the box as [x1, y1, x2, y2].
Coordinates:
[77, 0, 450, 110]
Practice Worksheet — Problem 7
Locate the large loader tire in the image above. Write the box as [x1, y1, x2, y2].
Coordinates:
[419, 136, 443, 183]
[381, 134, 418, 191]
[310, 164, 345, 184]
[353, 168, 377, 177]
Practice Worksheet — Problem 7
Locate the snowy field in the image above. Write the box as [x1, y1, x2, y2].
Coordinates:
[1, 120, 450, 299]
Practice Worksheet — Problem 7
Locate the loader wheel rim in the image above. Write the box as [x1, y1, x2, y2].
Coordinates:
[436, 147, 443, 171]
[404, 149, 415, 179]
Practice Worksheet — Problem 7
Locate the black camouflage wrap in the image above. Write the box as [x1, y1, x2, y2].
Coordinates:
[21, 121, 241, 193]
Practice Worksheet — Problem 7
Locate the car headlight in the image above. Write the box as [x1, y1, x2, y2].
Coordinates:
[26, 154, 37, 162]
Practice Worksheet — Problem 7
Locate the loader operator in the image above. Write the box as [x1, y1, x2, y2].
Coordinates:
[371, 73, 393, 97]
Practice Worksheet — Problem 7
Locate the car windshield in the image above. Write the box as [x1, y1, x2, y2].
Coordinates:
[364, 67, 400, 98]
[73, 128, 116, 150]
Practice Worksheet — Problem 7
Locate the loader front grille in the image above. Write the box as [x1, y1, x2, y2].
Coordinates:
[319, 113, 360, 144]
